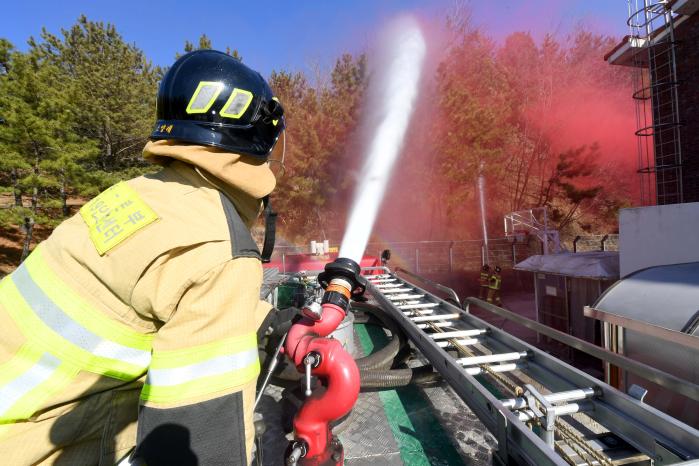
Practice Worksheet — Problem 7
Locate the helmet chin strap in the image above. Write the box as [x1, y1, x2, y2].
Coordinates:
[259, 131, 282, 263]
[260, 196, 277, 263]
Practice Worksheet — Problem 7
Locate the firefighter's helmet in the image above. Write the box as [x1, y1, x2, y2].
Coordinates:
[481, 264, 490, 272]
[495, 266, 502, 273]
[151, 50, 285, 159]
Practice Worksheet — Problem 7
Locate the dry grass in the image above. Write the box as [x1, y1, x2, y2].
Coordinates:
[0, 225, 51, 277]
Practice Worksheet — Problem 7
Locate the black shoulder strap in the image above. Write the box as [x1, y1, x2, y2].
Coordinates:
[219, 192, 261, 260]
[260, 196, 277, 264]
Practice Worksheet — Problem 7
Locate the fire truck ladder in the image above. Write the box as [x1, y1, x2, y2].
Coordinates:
[364, 269, 699, 466]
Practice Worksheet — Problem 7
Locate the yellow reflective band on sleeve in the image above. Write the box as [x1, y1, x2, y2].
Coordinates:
[0, 266, 151, 381]
[220, 88, 253, 119]
[23, 248, 152, 351]
[141, 333, 260, 404]
[80, 181, 159, 255]
[0, 344, 78, 425]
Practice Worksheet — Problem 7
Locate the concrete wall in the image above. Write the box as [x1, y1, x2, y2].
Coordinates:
[675, 12, 699, 202]
[619, 202, 699, 276]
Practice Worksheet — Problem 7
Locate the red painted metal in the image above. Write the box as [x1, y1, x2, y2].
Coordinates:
[263, 253, 380, 274]
[284, 303, 360, 465]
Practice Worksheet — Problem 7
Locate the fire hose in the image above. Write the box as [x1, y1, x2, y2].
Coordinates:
[263, 302, 438, 390]
[282, 258, 367, 466]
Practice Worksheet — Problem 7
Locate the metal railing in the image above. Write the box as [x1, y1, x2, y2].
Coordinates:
[366, 271, 699, 465]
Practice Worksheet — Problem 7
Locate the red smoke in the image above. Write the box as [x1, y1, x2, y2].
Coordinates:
[359, 19, 638, 245]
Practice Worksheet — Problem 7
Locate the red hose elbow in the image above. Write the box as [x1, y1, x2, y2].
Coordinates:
[284, 302, 360, 465]
[293, 338, 360, 463]
[285, 303, 346, 365]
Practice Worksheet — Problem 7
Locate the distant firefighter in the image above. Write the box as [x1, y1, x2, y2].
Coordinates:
[487, 265, 502, 306]
[479, 264, 490, 300]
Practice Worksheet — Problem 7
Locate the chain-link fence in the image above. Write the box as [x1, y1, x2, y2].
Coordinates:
[365, 237, 541, 274]
[268, 234, 617, 275]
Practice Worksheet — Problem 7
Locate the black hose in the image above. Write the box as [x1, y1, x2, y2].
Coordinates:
[360, 365, 440, 388]
[261, 302, 441, 390]
[351, 302, 406, 371]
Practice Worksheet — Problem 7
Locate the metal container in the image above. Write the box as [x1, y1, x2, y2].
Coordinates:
[330, 311, 356, 357]
[593, 262, 699, 428]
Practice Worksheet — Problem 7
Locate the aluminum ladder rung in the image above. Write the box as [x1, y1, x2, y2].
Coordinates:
[388, 294, 425, 301]
[465, 363, 519, 376]
[368, 278, 397, 283]
[417, 322, 451, 329]
[403, 309, 434, 315]
[376, 283, 404, 289]
[430, 329, 487, 340]
[381, 288, 413, 294]
[410, 313, 460, 323]
[398, 303, 440, 310]
[436, 338, 480, 347]
[501, 387, 596, 410]
[457, 351, 528, 367]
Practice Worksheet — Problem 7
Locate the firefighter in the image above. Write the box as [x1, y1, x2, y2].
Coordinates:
[478, 264, 490, 300]
[487, 265, 503, 306]
[0, 50, 284, 465]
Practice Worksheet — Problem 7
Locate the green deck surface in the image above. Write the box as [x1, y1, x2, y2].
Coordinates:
[355, 323, 465, 466]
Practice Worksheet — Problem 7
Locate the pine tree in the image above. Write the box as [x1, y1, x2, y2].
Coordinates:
[34, 15, 160, 179]
[0, 42, 96, 234]
[179, 34, 242, 60]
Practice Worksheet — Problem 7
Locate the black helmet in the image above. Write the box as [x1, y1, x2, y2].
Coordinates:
[495, 266, 502, 273]
[151, 50, 284, 159]
[481, 264, 490, 272]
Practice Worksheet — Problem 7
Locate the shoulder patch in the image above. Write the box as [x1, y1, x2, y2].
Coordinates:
[80, 181, 160, 255]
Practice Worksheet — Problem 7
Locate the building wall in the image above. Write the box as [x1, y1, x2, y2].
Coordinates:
[675, 12, 699, 202]
[619, 202, 699, 276]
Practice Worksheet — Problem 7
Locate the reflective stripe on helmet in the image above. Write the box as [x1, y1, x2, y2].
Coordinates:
[141, 333, 259, 404]
[220, 88, 253, 119]
[0, 344, 77, 424]
[185, 81, 224, 114]
[0, 248, 152, 380]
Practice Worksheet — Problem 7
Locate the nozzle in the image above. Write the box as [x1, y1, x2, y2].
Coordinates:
[285, 441, 307, 465]
[317, 257, 367, 296]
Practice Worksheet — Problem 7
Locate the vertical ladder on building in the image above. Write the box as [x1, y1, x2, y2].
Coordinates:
[627, 0, 684, 205]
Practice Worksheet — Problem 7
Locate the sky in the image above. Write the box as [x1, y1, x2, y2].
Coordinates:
[3, 0, 631, 77]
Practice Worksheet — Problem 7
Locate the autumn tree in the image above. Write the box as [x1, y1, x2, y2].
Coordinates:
[268, 53, 367, 242]
[431, 26, 515, 235]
